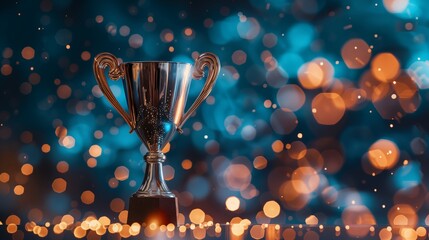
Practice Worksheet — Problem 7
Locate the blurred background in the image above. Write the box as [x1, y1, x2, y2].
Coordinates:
[1, 0, 429, 233]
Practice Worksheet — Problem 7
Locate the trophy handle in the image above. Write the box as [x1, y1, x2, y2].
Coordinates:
[93, 52, 135, 131]
[177, 52, 220, 133]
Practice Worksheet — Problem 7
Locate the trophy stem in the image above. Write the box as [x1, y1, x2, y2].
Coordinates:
[127, 151, 178, 225]
[134, 152, 175, 198]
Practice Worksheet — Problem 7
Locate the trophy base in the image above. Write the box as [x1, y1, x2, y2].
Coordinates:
[127, 195, 178, 226]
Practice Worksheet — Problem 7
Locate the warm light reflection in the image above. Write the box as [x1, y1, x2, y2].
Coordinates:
[368, 139, 399, 170]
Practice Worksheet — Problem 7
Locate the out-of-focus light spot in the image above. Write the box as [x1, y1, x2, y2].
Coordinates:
[7, 224, 17, 234]
[224, 164, 251, 190]
[161, 29, 174, 43]
[21, 46, 35, 60]
[232, 50, 247, 65]
[287, 141, 307, 160]
[388, 204, 417, 228]
[272, 140, 284, 153]
[379, 228, 392, 239]
[14, 185, 24, 195]
[341, 38, 372, 69]
[231, 224, 245, 236]
[291, 166, 320, 194]
[312, 93, 346, 125]
[270, 108, 298, 135]
[52, 178, 67, 193]
[114, 166, 129, 181]
[408, 60, 429, 89]
[129, 34, 143, 48]
[74, 226, 86, 238]
[250, 225, 264, 239]
[1, 64, 12, 76]
[253, 156, 268, 170]
[305, 215, 319, 225]
[110, 198, 125, 213]
[81, 51, 91, 61]
[189, 208, 205, 224]
[87, 158, 97, 168]
[60, 136, 75, 148]
[277, 84, 305, 111]
[367, 139, 399, 170]
[416, 227, 427, 237]
[21, 163, 33, 175]
[263, 200, 281, 218]
[181, 159, 192, 170]
[6, 215, 21, 225]
[371, 53, 400, 82]
[342, 205, 376, 237]
[237, 17, 260, 40]
[225, 196, 240, 211]
[89, 145, 102, 157]
[81, 190, 95, 205]
[299, 58, 334, 89]
[163, 165, 175, 181]
[383, 0, 409, 13]
[41, 143, 51, 153]
[162, 143, 170, 153]
[0, 172, 10, 183]
[56, 161, 69, 173]
[57, 85, 72, 99]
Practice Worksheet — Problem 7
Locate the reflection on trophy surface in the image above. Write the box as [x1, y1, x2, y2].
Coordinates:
[93, 52, 220, 225]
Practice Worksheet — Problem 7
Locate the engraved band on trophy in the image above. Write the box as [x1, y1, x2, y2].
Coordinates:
[93, 52, 220, 225]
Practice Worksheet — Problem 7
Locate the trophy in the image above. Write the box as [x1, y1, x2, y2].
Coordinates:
[93, 52, 220, 225]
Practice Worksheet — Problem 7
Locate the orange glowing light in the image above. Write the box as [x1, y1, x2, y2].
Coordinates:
[52, 178, 67, 193]
[224, 164, 251, 191]
[7, 224, 17, 234]
[263, 200, 281, 218]
[225, 196, 240, 211]
[56, 161, 69, 173]
[371, 53, 400, 82]
[81, 51, 91, 61]
[21, 163, 33, 176]
[89, 145, 102, 157]
[41, 143, 51, 153]
[57, 85, 72, 99]
[87, 158, 97, 168]
[272, 140, 284, 153]
[298, 58, 334, 89]
[14, 185, 24, 195]
[81, 190, 95, 205]
[388, 204, 418, 228]
[163, 165, 175, 181]
[21, 46, 35, 60]
[184, 28, 193, 36]
[73, 226, 86, 238]
[253, 156, 268, 170]
[1, 64, 12, 76]
[0, 172, 10, 183]
[114, 166, 129, 181]
[181, 159, 192, 170]
[341, 38, 372, 69]
[383, 0, 409, 13]
[312, 93, 346, 125]
[287, 141, 307, 160]
[6, 215, 21, 225]
[368, 139, 399, 170]
[291, 167, 320, 194]
[189, 208, 205, 224]
[305, 215, 319, 225]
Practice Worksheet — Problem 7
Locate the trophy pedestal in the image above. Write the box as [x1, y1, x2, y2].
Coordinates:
[127, 196, 178, 226]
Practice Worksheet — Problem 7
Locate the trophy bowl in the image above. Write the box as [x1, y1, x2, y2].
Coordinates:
[93, 52, 220, 225]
